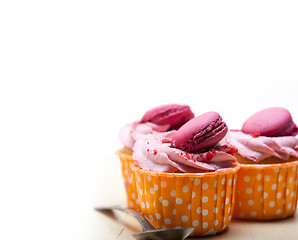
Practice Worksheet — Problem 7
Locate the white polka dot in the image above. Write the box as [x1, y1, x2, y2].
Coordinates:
[228, 179, 232, 186]
[171, 190, 176, 197]
[150, 188, 154, 194]
[223, 224, 227, 230]
[193, 220, 199, 226]
[182, 186, 189, 193]
[283, 182, 286, 188]
[197, 207, 201, 214]
[194, 179, 201, 185]
[214, 181, 218, 187]
[278, 175, 283, 182]
[153, 201, 155, 207]
[136, 199, 140, 204]
[277, 192, 282, 199]
[257, 185, 263, 192]
[251, 211, 257, 217]
[265, 175, 271, 182]
[202, 196, 208, 203]
[283, 199, 286, 204]
[276, 209, 281, 215]
[214, 207, 218, 214]
[162, 200, 168, 207]
[147, 175, 151, 181]
[139, 189, 143, 196]
[225, 198, 229, 204]
[202, 183, 208, 190]
[288, 203, 292, 209]
[165, 218, 171, 225]
[159, 196, 162, 202]
[203, 222, 208, 229]
[202, 209, 208, 216]
[260, 197, 263, 203]
[192, 192, 196, 198]
[286, 189, 290, 195]
[214, 220, 219, 226]
[141, 202, 145, 208]
[290, 177, 293, 183]
[271, 184, 277, 190]
[244, 176, 250, 182]
[129, 202, 133, 207]
[293, 166, 297, 171]
[146, 202, 150, 208]
[181, 216, 188, 222]
[149, 215, 153, 221]
[291, 191, 295, 198]
[221, 190, 225, 197]
[274, 168, 279, 173]
[156, 213, 161, 219]
[154, 184, 159, 191]
[264, 192, 268, 199]
[176, 198, 183, 204]
[172, 209, 176, 215]
[269, 201, 275, 207]
[189, 177, 194, 181]
[222, 178, 226, 184]
[228, 207, 231, 213]
[246, 188, 253, 194]
[214, 194, 217, 200]
[131, 193, 136, 199]
[256, 174, 262, 180]
[248, 200, 254, 206]
[161, 181, 167, 188]
[188, 204, 191, 210]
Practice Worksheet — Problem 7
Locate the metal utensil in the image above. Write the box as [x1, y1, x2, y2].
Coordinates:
[95, 205, 195, 240]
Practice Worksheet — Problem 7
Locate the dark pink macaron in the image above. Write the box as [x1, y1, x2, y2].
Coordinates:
[242, 107, 298, 137]
[171, 111, 228, 152]
[140, 104, 194, 130]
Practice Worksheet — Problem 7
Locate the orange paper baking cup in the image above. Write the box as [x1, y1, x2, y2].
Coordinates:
[233, 159, 298, 220]
[131, 162, 240, 237]
[116, 148, 140, 210]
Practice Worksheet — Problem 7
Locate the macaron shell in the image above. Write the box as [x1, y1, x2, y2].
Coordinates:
[140, 104, 194, 130]
[172, 112, 228, 152]
[242, 107, 298, 137]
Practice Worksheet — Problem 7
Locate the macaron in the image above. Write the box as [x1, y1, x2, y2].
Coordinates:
[242, 107, 298, 137]
[140, 104, 194, 130]
[171, 111, 228, 152]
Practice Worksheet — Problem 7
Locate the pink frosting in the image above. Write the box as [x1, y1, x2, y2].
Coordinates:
[226, 130, 298, 162]
[118, 121, 170, 149]
[132, 131, 237, 173]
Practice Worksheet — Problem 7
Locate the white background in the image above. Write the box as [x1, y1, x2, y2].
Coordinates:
[0, 1, 297, 240]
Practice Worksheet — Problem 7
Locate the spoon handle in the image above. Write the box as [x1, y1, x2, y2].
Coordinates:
[95, 205, 156, 231]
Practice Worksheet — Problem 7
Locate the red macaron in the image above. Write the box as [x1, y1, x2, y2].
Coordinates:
[140, 104, 194, 130]
[171, 111, 228, 153]
[242, 107, 298, 137]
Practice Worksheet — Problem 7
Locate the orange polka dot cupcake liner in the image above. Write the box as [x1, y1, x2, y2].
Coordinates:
[233, 159, 298, 220]
[116, 148, 140, 210]
[131, 162, 240, 237]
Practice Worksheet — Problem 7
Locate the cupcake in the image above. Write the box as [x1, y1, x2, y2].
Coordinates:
[226, 107, 298, 220]
[118, 104, 194, 209]
[131, 112, 240, 236]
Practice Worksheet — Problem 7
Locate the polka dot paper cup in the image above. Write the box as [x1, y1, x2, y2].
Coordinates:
[131, 162, 240, 237]
[233, 156, 298, 220]
[116, 148, 140, 210]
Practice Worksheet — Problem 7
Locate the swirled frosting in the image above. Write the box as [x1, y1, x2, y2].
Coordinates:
[119, 121, 170, 149]
[132, 131, 237, 173]
[226, 130, 298, 162]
